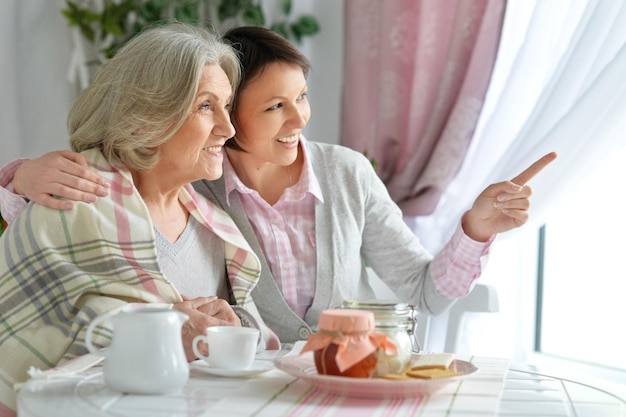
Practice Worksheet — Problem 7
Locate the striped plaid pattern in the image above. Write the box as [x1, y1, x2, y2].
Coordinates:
[180, 183, 261, 305]
[0, 149, 262, 413]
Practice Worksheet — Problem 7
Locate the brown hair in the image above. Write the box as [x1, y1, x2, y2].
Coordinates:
[222, 26, 311, 151]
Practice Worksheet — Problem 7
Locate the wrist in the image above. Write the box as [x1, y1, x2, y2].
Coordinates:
[0, 159, 27, 196]
[461, 212, 493, 242]
[12, 159, 29, 196]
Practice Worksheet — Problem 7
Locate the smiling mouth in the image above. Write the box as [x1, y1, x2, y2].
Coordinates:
[202, 146, 222, 152]
[276, 134, 299, 144]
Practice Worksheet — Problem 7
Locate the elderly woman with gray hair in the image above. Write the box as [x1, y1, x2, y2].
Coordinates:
[0, 22, 278, 414]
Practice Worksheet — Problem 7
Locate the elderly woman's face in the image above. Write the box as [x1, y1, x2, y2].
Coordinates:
[157, 64, 235, 182]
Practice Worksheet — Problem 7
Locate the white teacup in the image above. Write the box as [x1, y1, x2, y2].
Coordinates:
[192, 326, 259, 370]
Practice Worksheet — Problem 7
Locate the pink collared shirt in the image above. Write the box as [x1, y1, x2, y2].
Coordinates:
[0, 159, 29, 225]
[223, 141, 324, 318]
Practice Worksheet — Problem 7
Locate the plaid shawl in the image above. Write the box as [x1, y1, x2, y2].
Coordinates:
[0, 149, 265, 412]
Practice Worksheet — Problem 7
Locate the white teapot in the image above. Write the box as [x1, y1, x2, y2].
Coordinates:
[85, 303, 189, 394]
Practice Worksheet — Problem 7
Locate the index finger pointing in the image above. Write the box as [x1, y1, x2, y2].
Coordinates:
[511, 152, 557, 185]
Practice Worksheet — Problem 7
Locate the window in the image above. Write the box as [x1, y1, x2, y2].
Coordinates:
[535, 145, 626, 373]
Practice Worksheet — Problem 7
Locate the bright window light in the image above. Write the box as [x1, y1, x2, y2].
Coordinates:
[537, 145, 626, 372]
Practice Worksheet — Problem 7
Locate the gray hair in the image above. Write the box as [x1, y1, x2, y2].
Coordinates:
[69, 23, 240, 170]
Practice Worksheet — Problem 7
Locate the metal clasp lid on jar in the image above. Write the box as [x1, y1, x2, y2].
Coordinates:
[340, 300, 421, 352]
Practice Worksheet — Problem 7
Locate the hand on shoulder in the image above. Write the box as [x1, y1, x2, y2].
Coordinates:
[14, 150, 110, 210]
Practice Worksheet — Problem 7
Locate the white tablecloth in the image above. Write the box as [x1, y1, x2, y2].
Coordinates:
[17, 346, 626, 417]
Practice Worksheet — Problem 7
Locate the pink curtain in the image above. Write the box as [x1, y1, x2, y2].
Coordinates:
[341, 0, 506, 216]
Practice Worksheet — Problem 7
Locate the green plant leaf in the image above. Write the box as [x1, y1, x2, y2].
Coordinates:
[139, 1, 164, 23]
[79, 24, 96, 43]
[218, 0, 250, 21]
[241, 4, 265, 26]
[102, 17, 124, 38]
[151, 0, 171, 9]
[101, 4, 124, 38]
[103, 45, 117, 60]
[270, 22, 289, 39]
[61, 1, 81, 26]
[62, 1, 100, 42]
[289, 15, 320, 43]
[282, 0, 292, 16]
[293, 15, 319, 35]
[132, 21, 144, 34]
[175, 1, 200, 24]
[101, 0, 140, 38]
[62, 0, 320, 64]
[290, 25, 302, 43]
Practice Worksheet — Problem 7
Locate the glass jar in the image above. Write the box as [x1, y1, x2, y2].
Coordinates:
[341, 300, 419, 376]
[300, 309, 396, 378]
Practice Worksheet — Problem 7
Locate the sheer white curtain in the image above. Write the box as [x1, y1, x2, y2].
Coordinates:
[0, 0, 74, 166]
[412, 0, 626, 252]
[409, 0, 626, 357]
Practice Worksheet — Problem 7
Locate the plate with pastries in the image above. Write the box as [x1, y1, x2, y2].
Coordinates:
[274, 352, 479, 398]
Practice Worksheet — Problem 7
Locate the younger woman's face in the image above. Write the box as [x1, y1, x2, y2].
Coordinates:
[232, 61, 311, 167]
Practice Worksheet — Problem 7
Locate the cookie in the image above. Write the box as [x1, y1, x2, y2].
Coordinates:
[380, 373, 411, 380]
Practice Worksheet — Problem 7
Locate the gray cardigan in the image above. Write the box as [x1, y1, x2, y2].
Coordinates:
[194, 142, 461, 343]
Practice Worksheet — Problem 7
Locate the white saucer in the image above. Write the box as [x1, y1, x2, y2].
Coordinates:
[191, 360, 274, 378]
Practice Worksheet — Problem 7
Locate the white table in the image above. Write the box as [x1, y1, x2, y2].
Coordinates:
[17, 350, 625, 417]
